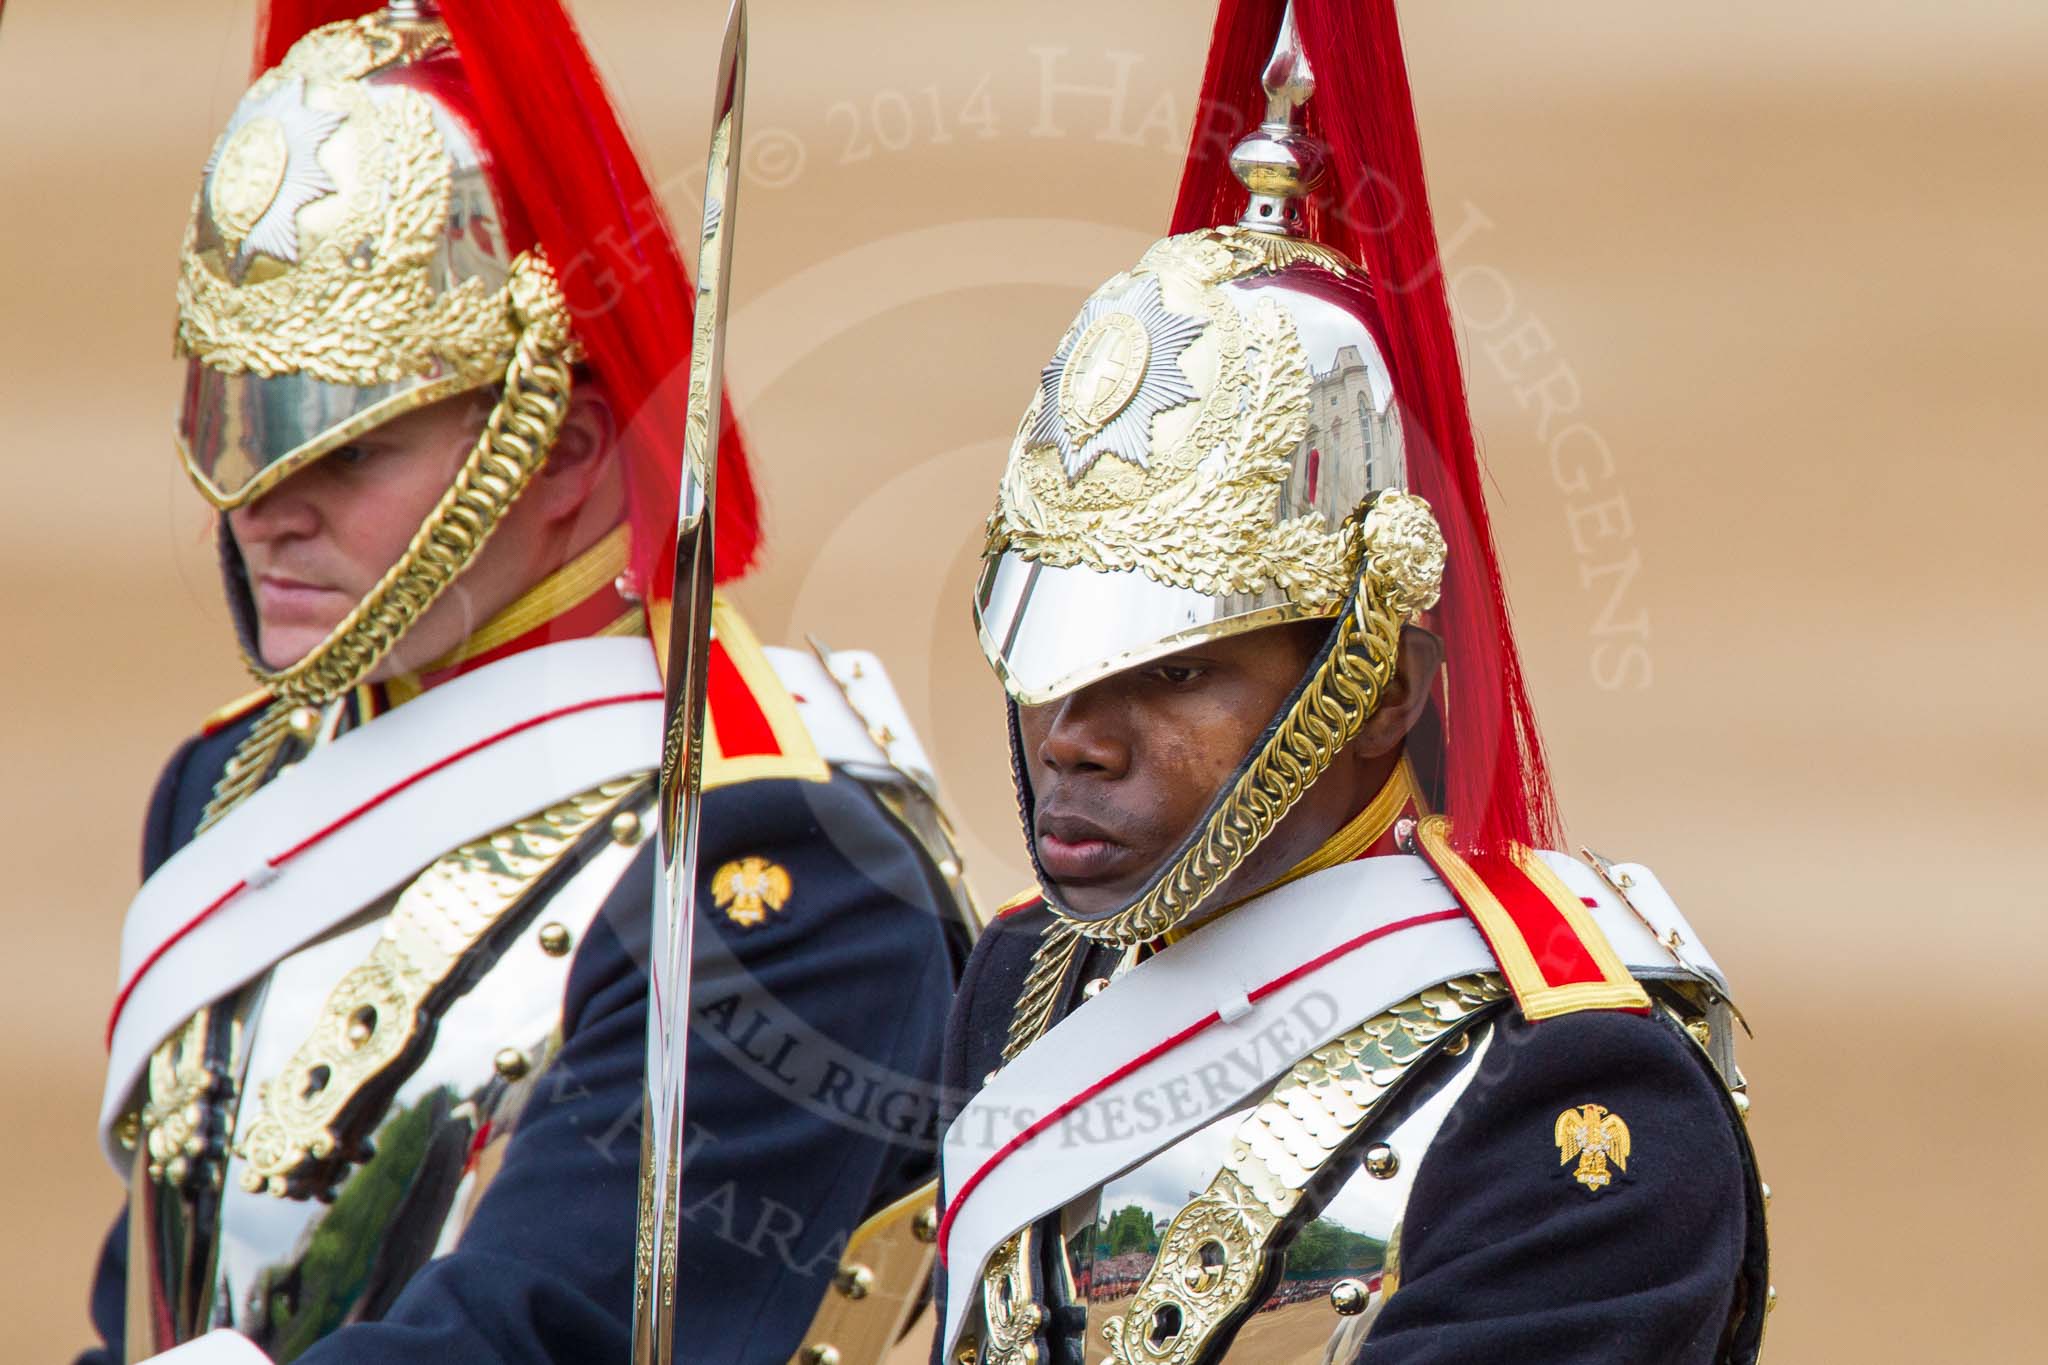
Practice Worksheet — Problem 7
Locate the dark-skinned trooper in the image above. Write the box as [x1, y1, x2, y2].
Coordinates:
[930, 4, 1770, 1363]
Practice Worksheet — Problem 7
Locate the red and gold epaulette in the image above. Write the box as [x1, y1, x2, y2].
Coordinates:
[199, 688, 273, 737]
[1414, 814, 1649, 1020]
[991, 887, 1045, 921]
[651, 596, 829, 791]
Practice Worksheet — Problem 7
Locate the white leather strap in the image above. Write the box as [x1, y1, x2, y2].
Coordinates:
[101, 638, 663, 1170]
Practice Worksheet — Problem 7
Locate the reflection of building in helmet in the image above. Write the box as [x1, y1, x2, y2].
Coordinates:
[1285, 343, 1405, 525]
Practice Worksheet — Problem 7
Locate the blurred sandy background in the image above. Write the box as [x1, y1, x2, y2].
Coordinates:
[4, 1, 2044, 1357]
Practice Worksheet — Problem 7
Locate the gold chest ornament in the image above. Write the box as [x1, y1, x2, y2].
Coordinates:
[124, 775, 656, 1355]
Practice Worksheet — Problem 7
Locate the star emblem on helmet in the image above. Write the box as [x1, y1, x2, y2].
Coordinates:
[1027, 273, 1207, 483]
[203, 76, 345, 280]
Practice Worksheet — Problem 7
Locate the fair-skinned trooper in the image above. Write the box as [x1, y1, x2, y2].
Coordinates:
[86, 6, 970, 1364]
[232, 388, 615, 675]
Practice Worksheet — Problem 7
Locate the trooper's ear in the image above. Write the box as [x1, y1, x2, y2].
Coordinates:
[1353, 624, 1444, 759]
[529, 385, 617, 518]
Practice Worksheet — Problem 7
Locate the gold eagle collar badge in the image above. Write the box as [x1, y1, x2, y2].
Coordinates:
[1555, 1103, 1631, 1194]
[712, 856, 793, 928]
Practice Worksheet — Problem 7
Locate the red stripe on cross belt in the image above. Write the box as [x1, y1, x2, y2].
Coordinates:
[937, 907, 1470, 1267]
[106, 691, 662, 1045]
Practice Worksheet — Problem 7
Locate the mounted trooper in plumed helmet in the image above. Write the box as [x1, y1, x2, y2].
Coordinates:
[939, 4, 1771, 1362]
[82, 5, 975, 1364]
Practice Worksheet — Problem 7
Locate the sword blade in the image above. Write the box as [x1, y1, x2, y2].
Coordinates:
[633, 4, 747, 1360]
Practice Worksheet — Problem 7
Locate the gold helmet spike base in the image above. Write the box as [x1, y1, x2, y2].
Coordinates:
[1228, 0, 1327, 231]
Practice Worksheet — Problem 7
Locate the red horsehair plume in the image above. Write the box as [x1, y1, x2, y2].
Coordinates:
[1171, 0, 1559, 853]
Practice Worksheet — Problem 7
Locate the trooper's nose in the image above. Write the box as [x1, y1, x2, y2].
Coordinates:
[1032, 684, 1130, 779]
[227, 472, 323, 547]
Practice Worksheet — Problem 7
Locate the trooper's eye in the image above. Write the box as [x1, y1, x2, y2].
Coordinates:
[1147, 662, 1206, 686]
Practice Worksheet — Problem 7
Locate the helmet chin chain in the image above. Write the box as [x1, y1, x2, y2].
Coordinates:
[199, 261, 573, 831]
[1001, 561, 1407, 1060]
